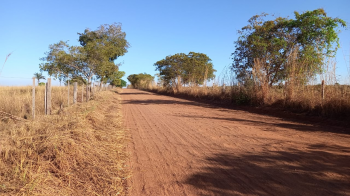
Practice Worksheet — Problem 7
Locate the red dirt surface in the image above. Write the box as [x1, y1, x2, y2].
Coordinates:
[121, 89, 350, 196]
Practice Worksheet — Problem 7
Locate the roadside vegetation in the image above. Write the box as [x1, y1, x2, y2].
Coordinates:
[0, 86, 80, 120]
[0, 89, 128, 195]
[1, 22, 130, 195]
[128, 9, 350, 121]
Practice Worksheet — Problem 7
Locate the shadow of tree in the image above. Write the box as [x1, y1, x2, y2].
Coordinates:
[184, 145, 350, 196]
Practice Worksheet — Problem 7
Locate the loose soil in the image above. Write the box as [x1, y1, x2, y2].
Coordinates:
[122, 89, 350, 196]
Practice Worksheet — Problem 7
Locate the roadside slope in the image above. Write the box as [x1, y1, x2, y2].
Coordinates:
[122, 89, 350, 196]
[0, 90, 128, 195]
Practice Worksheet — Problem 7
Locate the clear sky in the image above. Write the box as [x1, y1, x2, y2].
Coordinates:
[1, 0, 350, 86]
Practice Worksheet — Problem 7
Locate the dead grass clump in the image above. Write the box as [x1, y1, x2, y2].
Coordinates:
[0, 90, 128, 195]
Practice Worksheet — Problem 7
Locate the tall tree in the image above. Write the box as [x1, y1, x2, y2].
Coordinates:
[154, 53, 187, 91]
[40, 23, 129, 96]
[78, 23, 129, 85]
[183, 52, 215, 87]
[232, 9, 346, 86]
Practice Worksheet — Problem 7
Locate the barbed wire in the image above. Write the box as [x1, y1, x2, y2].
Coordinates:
[0, 76, 34, 79]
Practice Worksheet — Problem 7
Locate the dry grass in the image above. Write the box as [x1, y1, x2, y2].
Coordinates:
[144, 52, 350, 121]
[0, 89, 129, 195]
[0, 86, 91, 120]
[145, 83, 350, 121]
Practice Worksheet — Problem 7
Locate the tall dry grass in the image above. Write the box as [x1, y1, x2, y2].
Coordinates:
[0, 89, 129, 195]
[0, 86, 88, 120]
[144, 72, 350, 121]
[147, 84, 350, 120]
[143, 48, 350, 121]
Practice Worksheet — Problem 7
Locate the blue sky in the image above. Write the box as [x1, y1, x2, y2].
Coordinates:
[1, 0, 350, 86]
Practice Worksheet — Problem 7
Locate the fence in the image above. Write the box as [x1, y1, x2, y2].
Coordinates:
[0, 78, 114, 121]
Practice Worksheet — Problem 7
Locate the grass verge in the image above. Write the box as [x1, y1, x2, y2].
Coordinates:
[0, 89, 129, 195]
[142, 85, 350, 122]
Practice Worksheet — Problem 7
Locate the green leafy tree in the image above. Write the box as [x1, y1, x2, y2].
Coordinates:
[154, 52, 216, 91]
[40, 23, 129, 91]
[40, 41, 83, 82]
[109, 71, 125, 86]
[183, 52, 215, 87]
[154, 53, 187, 91]
[127, 73, 154, 88]
[33, 72, 46, 84]
[127, 74, 138, 87]
[78, 23, 129, 85]
[232, 9, 346, 86]
[116, 79, 127, 87]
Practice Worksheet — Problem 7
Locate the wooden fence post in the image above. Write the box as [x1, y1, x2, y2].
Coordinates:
[67, 80, 70, 107]
[82, 84, 84, 102]
[73, 82, 77, 104]
[86, 83, 89, 102]
[46, 78, 52, 115]
[45, 82, 47, 114]
[32, 77, 35, 119]
[321, 80, 325, 100]
[90, 83, 93, 97]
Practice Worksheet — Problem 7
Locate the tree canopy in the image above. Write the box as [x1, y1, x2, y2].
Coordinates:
[154, 52, 215, 91]
[108, 71, 125, 87]
[40, 23, 129, 87]
[232, 8, 346, 86]
[116, 79, 127, 88]
[127, 73, 154, 88]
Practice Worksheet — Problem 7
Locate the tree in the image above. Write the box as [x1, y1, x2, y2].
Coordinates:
[78, 23, 129, 85]
[40, 41, 83, 82]
[40, 23, 129, 100]
[154, 53, 187, 91]
[154, 52, 216, 91]
[33, 72, 46, 84]
[232, 9, 346, 86]
[183, 52, 215, 87]
[108, 71, 125, 86]
[64, 76, 87, 86]
[127, 73, 154, 88]
[116, 79, 127, 88]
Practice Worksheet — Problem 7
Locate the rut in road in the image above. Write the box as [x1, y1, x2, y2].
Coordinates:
[121, 89, 350, 196]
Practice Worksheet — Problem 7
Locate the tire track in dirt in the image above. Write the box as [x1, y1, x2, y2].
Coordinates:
[122, 89, 350, 196]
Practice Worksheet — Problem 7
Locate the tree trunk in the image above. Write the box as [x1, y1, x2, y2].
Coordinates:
[176, 75, 182, 92]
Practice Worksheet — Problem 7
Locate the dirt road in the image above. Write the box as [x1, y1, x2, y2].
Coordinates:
[121, 89, 350, 196]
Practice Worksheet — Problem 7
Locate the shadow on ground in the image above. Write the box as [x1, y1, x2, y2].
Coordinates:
[184, 144, 350, 196]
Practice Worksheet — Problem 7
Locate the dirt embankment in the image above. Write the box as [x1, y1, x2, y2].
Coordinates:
[122, 89, 350, 196]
